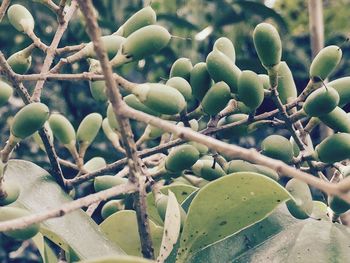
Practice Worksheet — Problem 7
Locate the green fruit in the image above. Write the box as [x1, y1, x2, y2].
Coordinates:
[0, 207, 39, 240]
[124, 94, 161, 116]
[84, 157, 106, 173]
[315, 133, 350, 163]
[225, 160, 258, 174]
[33, 122, 54, 152]
[188, 141, 208, 155]
[155, 193, 187, 228]
[107, 104, 120, 131]
[77, 113, 102, 146]
[328, 195, 350, 215]
[253, 23, 282, 68]
[303, 86, 339, 117]
[94, 175, 128, 192]
[191, 159, 226, 181]
[166, 77, 192, 101]
[201, 81, 231, 116]
[132, 83, 186, 115]
[213, 37, 235, 62]
[254, 164, 279, 181]
[84, 35, 125, 60]
[237, 70, 264, 110]
[309, 45, 342, 80]
[319, 107, 350, 133]
[328, 77, 350, 107]
[7, 47, 32, 74]
[11, 103, 49, 139]
[111, 25, 171, 65]
[169, 58, 193, 81]
[48, 113, 76, 146]
[206, 49, 241, 93]
[285, 178, 313, 219]
[89, 80, 108, 102]
[7, 4, 34, 33]
[102, 118, 120, 146]
[140, 124, 164, 141]
[114, 6, 156, 37]
[101, 199, 125, 220]
[0, 181, 20, 206]
[276, 61, 297, 104]
[258, 74, 270, 89]
[261, 135, 293, 163]
[190, 62, 212, 101]
[0, 80, 13, 107]
[217, 114, 248, 139]
[165, 144, 200, 172]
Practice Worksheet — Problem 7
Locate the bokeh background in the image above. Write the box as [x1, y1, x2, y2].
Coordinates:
[0, 0, 350, 261]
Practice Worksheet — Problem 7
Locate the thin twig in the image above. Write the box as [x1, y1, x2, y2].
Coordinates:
[0, 0, 11, 23]
[77, 0, 154, 258]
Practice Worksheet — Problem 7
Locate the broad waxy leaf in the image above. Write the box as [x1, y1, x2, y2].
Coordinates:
[5, 160, 124, 260]
[157, 191, 181, 263]
[99, 210, 163, 257]
[146, 184, 197, 226]
[176, 172, 291, 262]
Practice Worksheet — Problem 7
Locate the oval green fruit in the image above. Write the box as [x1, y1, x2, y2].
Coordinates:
[165, 144, 200, 173]
[101, 199, 125, 220]
[190, 62, 212, 101]
[155, 193, 187, 228]
[11, 103, 49, 139]
[328, 195, 350, 215]
[169, 58, 193, 81]
[191, 159, 226, 181]
[166, 77, 192, 101]
[107, 104, 120, 131]
[309, 45, 342, 81]
[94, 175, 128, 192]
[206, 49, 241, 93]
[285, 178, 313, 220]
[77, 113, 102, 145]
[254, 164, 279, 181]
[48, 113, 76, 146]
[112, 25, 171, 65]
[217, 113, 248, 139]
[114, 6, 156, 37]
[303, 86, 339, 117]
[89, 80, 108, 102]
[201, 81, 231, 116]
[0, 80, 13, 107]
[237, 70, 264, 110]
[276, 61, 297, 104]
[225, 160, 258, 174]
[84, 157, 106, 173]
[7, 47, 32, 74]
[188, 141, 209, 155]
[33, 122, 53, 152]
[7, 4, 34, 33]
[140, 124, 164, 141]
[132, 83, 186, 115]
[124, 94, 161, 116]
[253, 23, 282, 68]
[261, 135, 293, 163]
[0, 207, 39, 240]
[315, 133, 350, 163]
[318, 107, 350, 133]
[0, 181, 20, 206]
[84, 35, 125, 60]
[328, 77, 350, 107]
[258, 74, 270, 90]
[213, 37, 235, 62]
[102, 118, 120, 146]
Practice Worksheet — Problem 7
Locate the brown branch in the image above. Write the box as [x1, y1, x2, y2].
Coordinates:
[55, 43, 86, 55]
[57, 0, 67, 24]
[77, 0, 154, 258]
[31, 0, 78, 102]
[0, 183, 136, 232]
[0, 0, 10, 23]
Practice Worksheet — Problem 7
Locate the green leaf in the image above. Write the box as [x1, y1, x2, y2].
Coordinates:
[79, 255, 156, 263]
[99, 210, 163, 257]
[157, 191, 181, 263]
[32, 234, 58, 263]
[176, 172, 291, 262]
[5, 160, 125, 260]
[146, 184, 197, 226]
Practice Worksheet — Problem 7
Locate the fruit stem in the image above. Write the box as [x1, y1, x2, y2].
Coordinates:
[0, 134, 20, 163]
